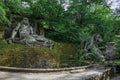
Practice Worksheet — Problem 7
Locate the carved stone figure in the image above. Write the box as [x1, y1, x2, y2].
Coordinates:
[84, 34, 105, 62]
[105, 42, 116, 64]
[6, 17, 54, 48]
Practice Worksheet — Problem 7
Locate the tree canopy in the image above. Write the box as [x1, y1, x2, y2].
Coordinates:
[0, 0, 119, 43]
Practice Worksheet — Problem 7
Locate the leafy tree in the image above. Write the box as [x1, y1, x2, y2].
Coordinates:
[0, 3, 10, 26]
[1, 0, 119, 43]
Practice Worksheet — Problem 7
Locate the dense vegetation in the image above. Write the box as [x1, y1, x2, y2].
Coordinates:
[0, 0, 120, 68]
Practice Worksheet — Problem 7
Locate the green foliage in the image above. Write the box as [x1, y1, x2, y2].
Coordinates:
[69, 1, 116, 42]
[1, 0, 118, 43]
[0, 4, 10, 26]
[45, 0, 118, 44]
[0, 0, 119, 42]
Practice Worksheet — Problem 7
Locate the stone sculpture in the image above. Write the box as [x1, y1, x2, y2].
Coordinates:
[84, 34, 105, 62]
[5, 17, 54, 48]
[105, 42, 116, 64]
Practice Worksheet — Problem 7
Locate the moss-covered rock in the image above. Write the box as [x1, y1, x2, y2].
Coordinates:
[0, 36, 78, 68]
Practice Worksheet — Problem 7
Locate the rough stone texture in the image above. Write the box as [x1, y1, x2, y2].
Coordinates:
[83, 34, 105, 62]
[0, 66, 114, 80]
[112, 65, 120, 80]
[111, 74, 120, 80]
[5, 18, 54, 48]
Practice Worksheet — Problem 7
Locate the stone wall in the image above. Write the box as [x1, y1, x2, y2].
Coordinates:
[0, 65, 116, 80]
[88, 67, 115, 80]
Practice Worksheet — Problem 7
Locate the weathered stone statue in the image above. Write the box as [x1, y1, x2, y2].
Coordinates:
[105, 42, 116, 64]
[84, 34, 105, 62]
[6, 17, 54, 48]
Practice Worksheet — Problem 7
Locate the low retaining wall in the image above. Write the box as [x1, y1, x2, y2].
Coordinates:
[0, 65, 115, 80]
[87, 67, 115, 80]
[0, 65, 92, 73]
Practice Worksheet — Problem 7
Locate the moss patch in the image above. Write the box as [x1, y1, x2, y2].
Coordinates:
[0, 37, 78, 68]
